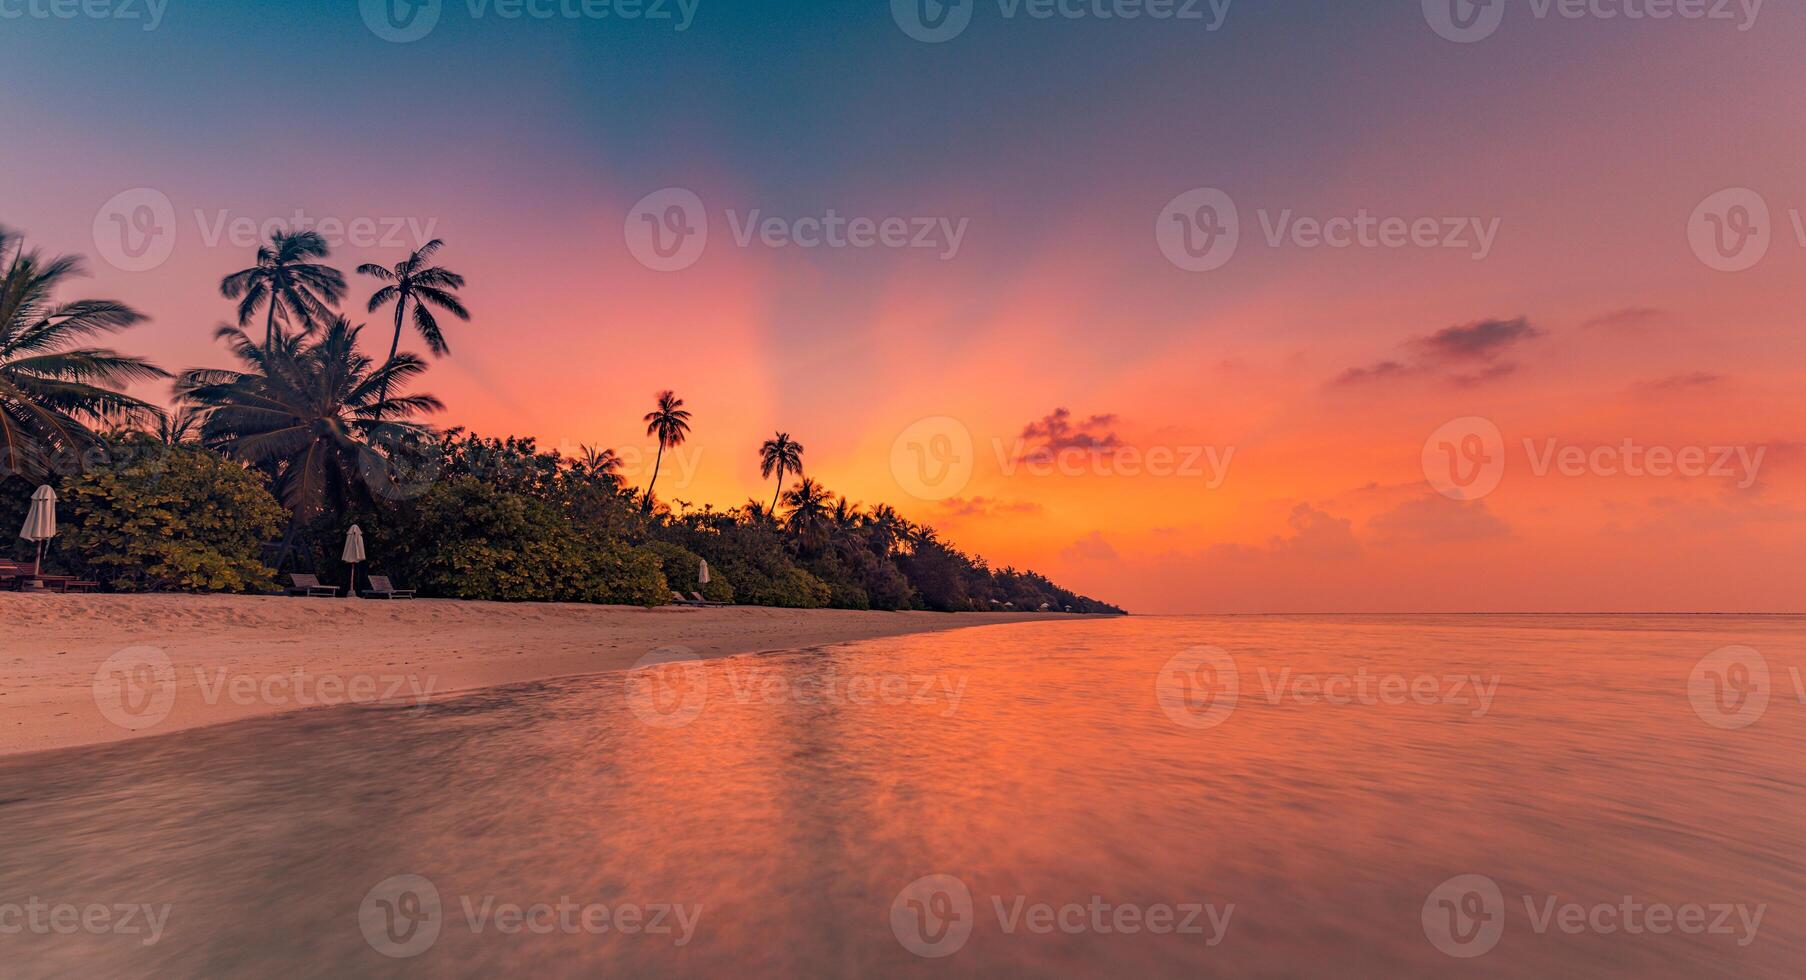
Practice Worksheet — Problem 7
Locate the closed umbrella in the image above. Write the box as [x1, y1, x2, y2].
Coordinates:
[698, 559, 710, 586]
[20, 485, 56, 577]
[342, 525, 367, 599]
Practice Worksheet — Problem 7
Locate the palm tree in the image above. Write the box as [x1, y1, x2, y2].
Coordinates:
[151, 406, 203, 446]
[903, 520, 939, 554]
[574, 444, 624, 489]
[579, 444, 622, 475]
[865, 503, 906, 556]
[641, 390, 691, 513]
[219, 230, 347, 350]
[177, 317, 440, 547]
[739, 499, 775, 526]
[358, 240, 469, 417]
[782, 478, 834, 552]
[758, 432, 804, 512]
[830, 496, 862, 537]
[0, 227, 167, 477]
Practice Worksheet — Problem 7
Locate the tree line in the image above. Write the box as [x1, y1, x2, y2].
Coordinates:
[0, 222, 1125, 613]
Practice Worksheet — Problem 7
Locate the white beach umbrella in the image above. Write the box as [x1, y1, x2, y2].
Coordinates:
[698, 559, 711, 585]
[20, 485, 57, 577]
[343, 525, 367, 598]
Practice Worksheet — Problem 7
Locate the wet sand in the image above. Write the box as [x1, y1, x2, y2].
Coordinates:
[0, 592, 1084, 757]
[0, 614, 1799, 977]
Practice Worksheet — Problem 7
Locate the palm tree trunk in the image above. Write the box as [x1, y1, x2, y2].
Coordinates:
[271, 510, 307, 572]
[375, 295, 407, 422]
[643, 443, 665, 513]
[770, 465, 785, 513]
[265, 299, 278, 352]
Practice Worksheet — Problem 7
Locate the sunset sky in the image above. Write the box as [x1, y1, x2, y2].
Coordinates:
[4, 0, 1802, 612]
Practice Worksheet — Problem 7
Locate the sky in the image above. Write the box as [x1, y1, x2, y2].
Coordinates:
[3, 0, 1803, 612]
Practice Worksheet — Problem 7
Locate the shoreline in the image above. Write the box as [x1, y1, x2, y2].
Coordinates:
[1, 592, 1097, 759]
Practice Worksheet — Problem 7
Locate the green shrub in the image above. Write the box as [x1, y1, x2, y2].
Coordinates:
[662, 523, 828, 608]
[59, 443, 284, 593]
[642, 539, 733, 603]
[383, 477, 668, 606]
[579, 541, 673, 607]
[804, 554, 871, 610]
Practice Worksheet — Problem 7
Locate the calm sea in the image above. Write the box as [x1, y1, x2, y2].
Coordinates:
[2, 614, 1802, 977]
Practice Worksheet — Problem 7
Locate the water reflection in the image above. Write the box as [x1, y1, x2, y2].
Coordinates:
[1, 615, 1801, 977]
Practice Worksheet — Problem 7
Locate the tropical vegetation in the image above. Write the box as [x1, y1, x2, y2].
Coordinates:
[2, 218, 1125, 615]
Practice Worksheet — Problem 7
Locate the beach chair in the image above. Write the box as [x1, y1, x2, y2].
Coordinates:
[34, 575, 99, 594]
[689, 591, 727, 607]
[287, 573, 341, 598]
[669, 591, 703, 606]
[0, 561, 27, 590]
[361, 575, 416, 600]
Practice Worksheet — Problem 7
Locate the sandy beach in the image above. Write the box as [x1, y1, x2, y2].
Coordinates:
[0, 593, 1082, 758]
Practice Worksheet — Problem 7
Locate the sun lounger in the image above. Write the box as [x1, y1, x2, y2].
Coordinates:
[0, 564, 97, 593]
[31, 575, 99, 594]
[670, 591, 704, 606]
[288, 573, 341, 598]
[689, 591, 727, 607]
[361, 575, 415, 600]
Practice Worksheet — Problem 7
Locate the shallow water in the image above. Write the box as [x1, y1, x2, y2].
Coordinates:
[2, 615, 1802, 977]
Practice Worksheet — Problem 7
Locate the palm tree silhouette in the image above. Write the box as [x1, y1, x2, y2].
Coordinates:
[740, 499, 775, 526]
[641, 390, 691, 513]
[358, 240, 468, 418]
[903, 521, 939, 554]
[178, 316, 440, 548]
[865, 503, 905, 556]
[576, 444, 624, 488]
[782, 477, 834, 552]
[0, 227, 167, 477]
[759, 432, 804, 512]
[151, 406, 203, 446]
[830, 496, 862, 536]
[219, 230, 347, 350]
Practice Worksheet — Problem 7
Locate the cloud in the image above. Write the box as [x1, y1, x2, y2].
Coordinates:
[1334, 316, 1542, 387]
[1062, 531, 1120, 562]
[1017, 408, 1122, 462]
[937, 496, 1045, 518]
[1582, 307, 1669, 333]
[1634, 372, 1723, 393]
[1408, 317, 1542, 363]
[1334, 360, 1410, 385]
[1368, 495, 1511, 544]
[1451, 362, 1520, 388]
[1210, 504, 1362, 561]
